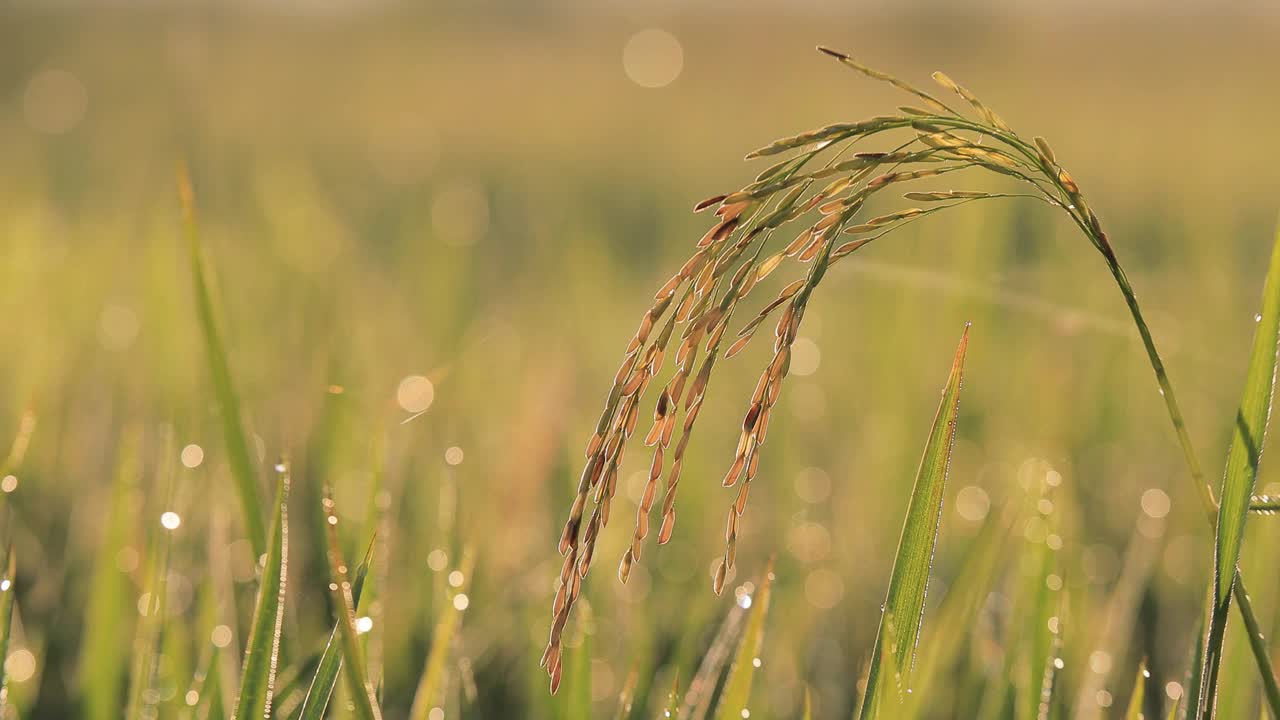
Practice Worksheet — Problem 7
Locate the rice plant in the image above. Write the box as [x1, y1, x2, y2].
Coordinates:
[542, 48, 1280, 718]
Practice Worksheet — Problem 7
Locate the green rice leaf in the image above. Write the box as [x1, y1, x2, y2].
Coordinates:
[320, 490, 382, 720]
[296, 539, 374, 720]
[858, 325, 970, 719]
[1200, 222, 1280, 719]
[178, 165, 266, 558]
[713, 558, 776, 720]
[230, 464, 290, 720]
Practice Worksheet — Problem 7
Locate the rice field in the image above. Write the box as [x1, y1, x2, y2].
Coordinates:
[2, 4, 1280, 719]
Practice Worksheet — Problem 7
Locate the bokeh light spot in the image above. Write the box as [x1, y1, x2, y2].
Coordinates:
[622, 29, 683, 89]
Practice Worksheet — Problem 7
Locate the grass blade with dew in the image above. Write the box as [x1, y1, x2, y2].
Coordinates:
[295, 539, 375, 720]
[319, 489, 382, 720]
[177, 164, 266, 558]
[712, 557, 776, 720]
[1125, 661, 1149, 720]
[1198, 221, 1280, 720]
[408, 548, 476, 720]
[0, 545, 15, 714]
[859, 325, 969, 719]
[230, 461, 290, 720]
[661, 675, 680, 720]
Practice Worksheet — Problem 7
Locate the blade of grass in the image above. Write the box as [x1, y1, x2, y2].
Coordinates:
[1125, 661, 1148, 720]
[0, 545, 16, 715]
[1199, 222, 1280, 720]
[859, 324, 970, 719]
[177, 164, 266, 558]
[662, 675, 680, 720]
[408, 547, 476, 720]
[803, 687, 812, 720]
[296, 539, 374, 720]
[712, 557, 776, 720]
[320, 490, 382, 720]
[230, 462, 290, 720]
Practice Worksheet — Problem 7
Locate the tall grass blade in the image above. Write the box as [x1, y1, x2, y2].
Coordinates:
[802, 687, 812, 720]
[177, 165, 266, 558]
[296, 540, 374, 720]
[1125, 661, 1147, 720]
[230, 463, 290, 720]
[712, 557, 776, 720]
[408, 548, 476, 720]
[859, 325, 970, 719]
[320, 490, 382, 720]
[1199, 223, 1280, 719]
[661, 675, 680, 720]
[0, 546, 16, 714]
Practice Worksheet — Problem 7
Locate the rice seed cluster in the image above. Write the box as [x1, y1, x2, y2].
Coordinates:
[541, 46, 1123, 693]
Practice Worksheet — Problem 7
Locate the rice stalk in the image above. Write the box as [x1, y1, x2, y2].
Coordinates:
[542, 48, 1280, 710]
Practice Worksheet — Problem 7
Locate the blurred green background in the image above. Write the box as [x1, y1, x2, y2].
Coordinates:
[3, 2, 1280, 718]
